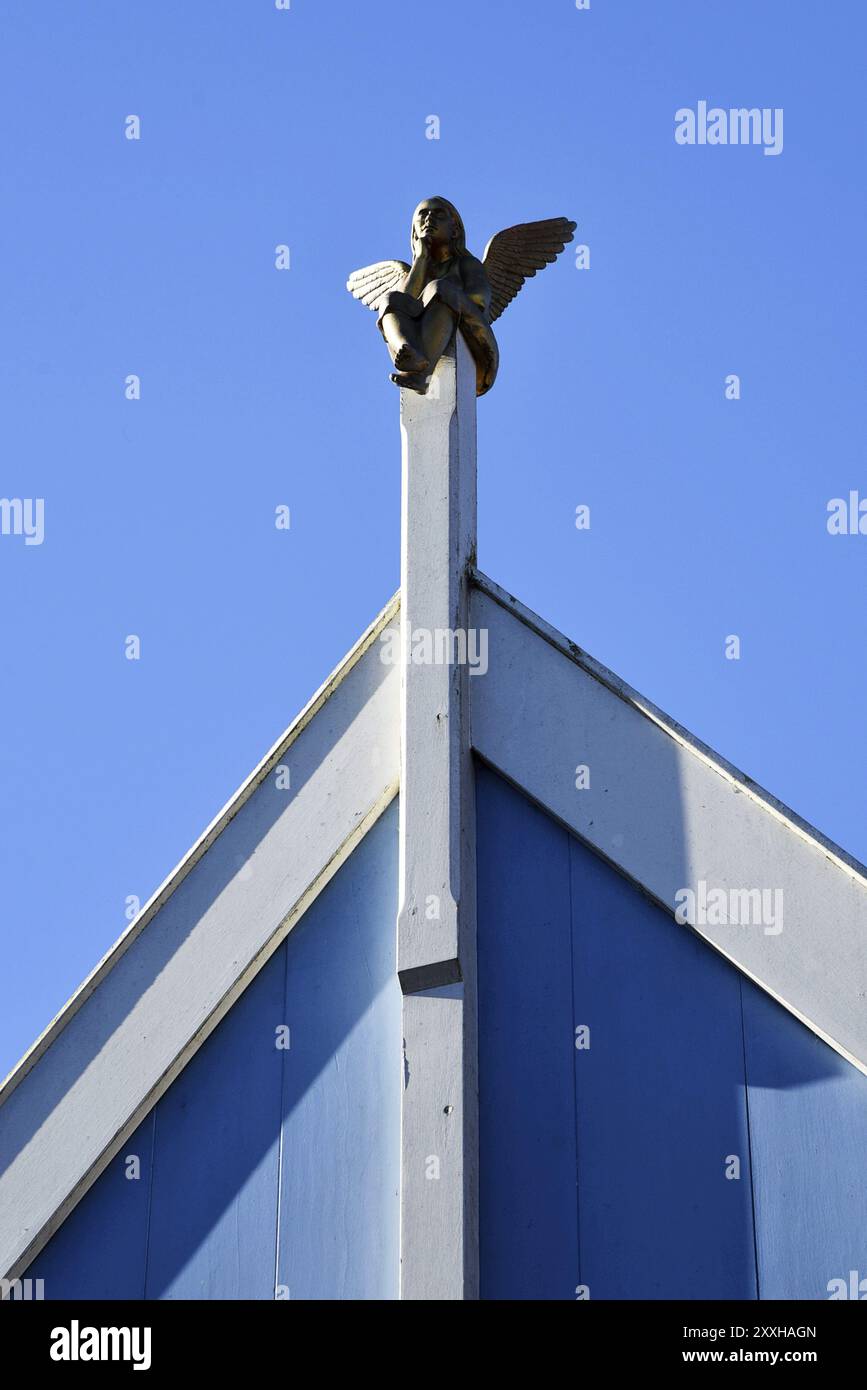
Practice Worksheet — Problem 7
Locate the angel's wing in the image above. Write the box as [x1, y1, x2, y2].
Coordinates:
[346, 259, 411, 312]
[482, 218, 577, 323]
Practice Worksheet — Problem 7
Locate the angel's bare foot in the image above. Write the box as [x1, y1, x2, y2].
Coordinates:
[392, 342, 429, 374]
[390, 369, 429, 394]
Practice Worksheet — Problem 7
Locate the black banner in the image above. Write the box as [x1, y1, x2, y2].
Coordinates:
[1, 1297, 863, 1373]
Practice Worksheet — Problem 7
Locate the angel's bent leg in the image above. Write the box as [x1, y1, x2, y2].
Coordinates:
[380, 306, 428, 374]
[420, 301, 458, 370]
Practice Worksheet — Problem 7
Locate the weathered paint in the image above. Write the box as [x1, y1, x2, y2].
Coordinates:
[476, 765, 867, 1301]
[23, 803, 401, 1300]
[401, 985, 471, 1300]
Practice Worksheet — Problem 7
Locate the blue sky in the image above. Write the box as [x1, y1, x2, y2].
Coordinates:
[0, 0, 865, 1079]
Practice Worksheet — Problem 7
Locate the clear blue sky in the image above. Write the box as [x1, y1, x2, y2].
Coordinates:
[1, 0, 865, 1080]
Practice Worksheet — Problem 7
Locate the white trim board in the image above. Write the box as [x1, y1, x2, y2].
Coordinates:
[398, 332, 477, 991]
[0, 596, 401, 1282]
[470, 575, 867, 1077]
[397, 335, 479, 1300]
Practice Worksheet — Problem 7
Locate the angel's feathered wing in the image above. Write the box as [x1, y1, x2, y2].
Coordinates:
[346, 260, 410, 313]
[482, 218, 577, 323]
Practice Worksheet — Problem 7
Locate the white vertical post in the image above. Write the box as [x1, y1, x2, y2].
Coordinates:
[398, 332, 479, 1300]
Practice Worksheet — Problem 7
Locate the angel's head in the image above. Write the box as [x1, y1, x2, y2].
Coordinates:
[411, 197, 466, 260]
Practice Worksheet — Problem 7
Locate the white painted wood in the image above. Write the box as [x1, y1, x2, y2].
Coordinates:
[397, 332, 477, 986]
[0, 598, 401, 1282]
[401, 986, 467, 1301]
[397, 334, 479, 1299]
[470, 577, 867, 1077]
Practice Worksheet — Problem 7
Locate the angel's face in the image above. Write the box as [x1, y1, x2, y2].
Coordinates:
[414, 200, 455, 254]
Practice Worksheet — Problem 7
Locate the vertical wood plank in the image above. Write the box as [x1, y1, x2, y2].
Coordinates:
[23, 1113, 154, 1299]
[569, 832, 757, 1299]
[144, 948, 286, 1300]
[276, 800, 401, 1300]
[476, 765, 579, 1299]
[743, 980, 867, 1300]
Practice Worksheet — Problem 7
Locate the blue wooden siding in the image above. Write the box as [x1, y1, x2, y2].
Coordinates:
[473, 764, 579, 1298]
[25, 768, 867, 1302]
[743, 984, 867, 1300]
[476, 764, 867, 1301]
[19, 1111, 156, 1301]
[26, 800, 400, 1300]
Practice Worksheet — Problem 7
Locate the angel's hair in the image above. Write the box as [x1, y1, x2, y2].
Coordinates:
[411, 197, 468, 259]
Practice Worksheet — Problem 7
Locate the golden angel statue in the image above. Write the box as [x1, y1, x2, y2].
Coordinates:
[347, 198, 576, 396]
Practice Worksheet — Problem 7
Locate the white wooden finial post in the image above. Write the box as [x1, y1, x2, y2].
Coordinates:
[397, 331, 479, 1300]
